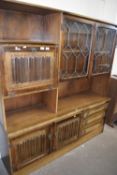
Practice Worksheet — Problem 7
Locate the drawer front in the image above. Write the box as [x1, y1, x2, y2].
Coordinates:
[11, 128, 49, 171]
[80, 121, 103, 137]
[87, 111, 105, 124]
[88, 103, 108, 116]
[81, 110, 105, 128]
[56, 117, 80, 149]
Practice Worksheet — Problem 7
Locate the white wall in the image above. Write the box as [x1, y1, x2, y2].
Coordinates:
[15, 0, 117, 24]
[111, 47, 117, 76]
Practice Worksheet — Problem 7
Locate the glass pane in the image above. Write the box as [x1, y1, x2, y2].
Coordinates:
[61, 18, 92, 79]
[93, 27, 116, 74]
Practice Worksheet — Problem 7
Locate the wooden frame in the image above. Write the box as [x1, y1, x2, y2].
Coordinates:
[60, 14, 95, 80]
[92, 23, 117, 75]
[2, 44, 58, 96]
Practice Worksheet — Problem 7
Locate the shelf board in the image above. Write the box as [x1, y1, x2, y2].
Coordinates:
[0, 40, 57, 46]
[92, 72, 110, 76]
[7, 91, 110, 139]
[60, 74, 87, 80]
[58, 92, 110, 114]
[7, 107, 56, 138]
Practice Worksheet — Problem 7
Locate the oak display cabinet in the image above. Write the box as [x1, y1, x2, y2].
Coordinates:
[0, 1, 116, 175]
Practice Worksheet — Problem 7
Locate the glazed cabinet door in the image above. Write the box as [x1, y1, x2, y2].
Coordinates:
[60, 15, 94, 80]
[55, 115, 80, 149]
[10, 128, 49, 171]
[92, 24, 116, 75]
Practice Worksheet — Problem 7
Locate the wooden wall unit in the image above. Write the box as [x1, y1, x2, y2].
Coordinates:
[0, 1, 116, 175]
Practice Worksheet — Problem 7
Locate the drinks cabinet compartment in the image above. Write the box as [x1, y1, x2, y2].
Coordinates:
[2, 44, 58, 95]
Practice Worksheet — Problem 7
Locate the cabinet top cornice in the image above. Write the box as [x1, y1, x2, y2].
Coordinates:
[1, 0, 117, 27]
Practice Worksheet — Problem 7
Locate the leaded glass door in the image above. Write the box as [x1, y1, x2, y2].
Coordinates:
[92, 25, 116, 74]
[60, 16, 93, 80]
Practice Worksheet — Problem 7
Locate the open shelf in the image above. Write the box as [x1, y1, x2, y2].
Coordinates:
[0, 40, 57, 45]
[6, 91, 110, 138]
[6, 106, 56, 135]
[58, 91, 110, 114]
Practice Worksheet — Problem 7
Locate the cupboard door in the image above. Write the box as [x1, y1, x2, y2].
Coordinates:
[11, 128, 49, 171]
[55, 116, 80, 149]
[92, 25, 116, 74]
[61, 16, 93, 80]
[3, 44, 57, 94]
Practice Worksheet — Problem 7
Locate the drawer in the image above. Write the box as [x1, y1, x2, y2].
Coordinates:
[88, 103, 108, 116]
[87, 111, 105, 124]
[11, 128, 49, 171]
[81, 110, 105, 128]
[80, 121, 103, 137]
[55, 116, 80, 149]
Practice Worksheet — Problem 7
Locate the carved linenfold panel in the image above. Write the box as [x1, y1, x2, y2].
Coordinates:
[11, 129, 48, 171]
[61, 17, 92, 79]
[3, 44, 57, 93]
[11, 56, 51, 83]
[56, 116, 80, 149]
[93, 27, 116, 74]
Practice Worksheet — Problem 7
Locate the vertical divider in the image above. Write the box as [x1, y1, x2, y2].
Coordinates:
[42, 88, 58, 113]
